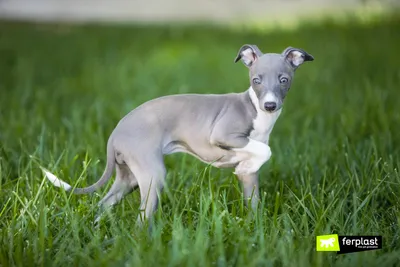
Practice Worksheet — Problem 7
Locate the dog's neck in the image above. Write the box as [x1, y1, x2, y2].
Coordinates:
[247, 86, 282, 144]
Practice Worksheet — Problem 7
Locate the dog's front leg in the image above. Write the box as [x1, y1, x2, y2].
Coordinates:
[232, 139, 271, 210]
[233, 139, 271, 175]
[210, 128, 271, 210]
[236, 172, 260, 210]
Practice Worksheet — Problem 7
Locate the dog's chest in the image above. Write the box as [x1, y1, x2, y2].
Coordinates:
[249, 109, 281, 143]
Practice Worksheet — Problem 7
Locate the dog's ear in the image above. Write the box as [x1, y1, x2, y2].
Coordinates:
[234, 44, 263, 67]
[282, 47, 314, 68]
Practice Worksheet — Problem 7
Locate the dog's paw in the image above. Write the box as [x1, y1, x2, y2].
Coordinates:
[234, 160, 259, 175]
[264, 146, 272, 162]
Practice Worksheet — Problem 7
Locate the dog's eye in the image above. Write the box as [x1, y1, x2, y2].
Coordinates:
[252, 77, 261, 85]
[280, 77, 289, 83]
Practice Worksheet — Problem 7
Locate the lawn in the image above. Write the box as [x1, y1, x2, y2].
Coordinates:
[0, 14, 400, 267]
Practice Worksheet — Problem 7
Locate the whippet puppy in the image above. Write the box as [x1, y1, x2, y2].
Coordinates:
[43, 45, 314, 225]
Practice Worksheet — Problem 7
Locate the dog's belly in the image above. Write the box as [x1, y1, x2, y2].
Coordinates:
[163, 140, 239, 168]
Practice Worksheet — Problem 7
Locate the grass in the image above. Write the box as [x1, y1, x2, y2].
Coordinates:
[0, 14, 400, 267]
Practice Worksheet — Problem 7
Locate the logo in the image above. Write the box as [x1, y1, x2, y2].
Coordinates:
[337, 236, 382, 254]
[316, 234, 340, 252]
[316, 235, 382, 254]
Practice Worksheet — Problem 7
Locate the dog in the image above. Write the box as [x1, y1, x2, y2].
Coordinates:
[43, 44, 314, 225]
[320, 237, 336, 248]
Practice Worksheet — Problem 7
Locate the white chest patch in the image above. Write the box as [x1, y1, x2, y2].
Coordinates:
[248, 87, 282, 144]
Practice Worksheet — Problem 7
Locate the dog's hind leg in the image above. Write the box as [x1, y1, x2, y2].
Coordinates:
[95, 163, 138, 224]
[125, 152, 166, 227]
[99, 163, 138, 208]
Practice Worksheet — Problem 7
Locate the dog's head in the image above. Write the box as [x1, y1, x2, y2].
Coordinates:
[235, 45, 314, 113]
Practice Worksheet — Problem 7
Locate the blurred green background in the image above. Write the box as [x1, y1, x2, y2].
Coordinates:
[0, 7, 400, 267]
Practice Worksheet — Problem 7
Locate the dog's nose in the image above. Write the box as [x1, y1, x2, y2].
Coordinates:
[264, 102, 277, 111]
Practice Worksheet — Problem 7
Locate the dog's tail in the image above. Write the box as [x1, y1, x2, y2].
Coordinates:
[42, 139, 115, 194]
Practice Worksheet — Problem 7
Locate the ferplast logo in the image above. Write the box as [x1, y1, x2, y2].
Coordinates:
[316, 234, 340, 252]
[341, 236, 379, 249]
[337, 236, 382, 254]
[316, 235, 383, 254]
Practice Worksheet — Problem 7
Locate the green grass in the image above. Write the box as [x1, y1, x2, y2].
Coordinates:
[1, 15, 400, 267]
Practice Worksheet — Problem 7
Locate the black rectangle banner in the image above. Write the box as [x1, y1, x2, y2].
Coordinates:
[337, 236, 382, 254]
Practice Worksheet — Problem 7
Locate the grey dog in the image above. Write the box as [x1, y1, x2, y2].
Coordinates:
[43, 44, 314, 225]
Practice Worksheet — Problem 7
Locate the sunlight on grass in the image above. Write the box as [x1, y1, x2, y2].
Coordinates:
[230, 4, 394, 33]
